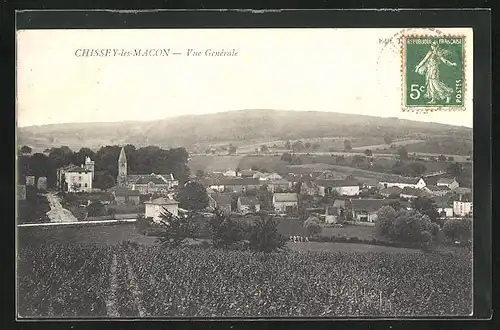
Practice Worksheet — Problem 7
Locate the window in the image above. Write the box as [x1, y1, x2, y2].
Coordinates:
[78, 183, 82, 187]
[84, 183, 88, 188]
[79, 176, 82, 181]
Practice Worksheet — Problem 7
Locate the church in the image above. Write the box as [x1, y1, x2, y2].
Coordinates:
[116, 147, 179, 195]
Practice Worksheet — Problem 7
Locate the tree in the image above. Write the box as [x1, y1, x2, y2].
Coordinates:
[228, 145, 237, 154]
[383, 134, 393, 145]
[447, 156, 455, 162]
[209, 209, 244, 249]
[176, 181, 209, 211]
[72, 147, 96, 165]
[344, 140, 352, 151]
[375, 206, 397, 237]
[345, 174, 355, 181]
[305, 142, 312, 149]
[429, 156, 437, 162]
[30, 153, 51, 184]
[447, 162, 464, 177]
[388, 210, 434, 243]
[93, 173, 115, 190]
[411, 196, 441, 225]
[260, 145, 269, 153]
[351, 155, 365, 167]
[87, 201, 105, 217]
[364, 149, 373, 157]
[196, 169, 206, 179]
[281, 152, 293, 163]
[156, 210, 199, 248]
[292, 141, 304, 152]
[303, 216, 322, 237]
[438, 155, 447, 162]
[443, 218, 472, 243]
[398, 147, 409, 160]
[248, 214, 287, 253]
[285, 141, 291, 149]
[20, 145, 32, 154]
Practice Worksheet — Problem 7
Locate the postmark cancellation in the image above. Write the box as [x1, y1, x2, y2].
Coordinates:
[401, 35, 466, 112]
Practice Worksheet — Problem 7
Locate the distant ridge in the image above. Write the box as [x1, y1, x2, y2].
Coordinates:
[18, 109, 471, 151]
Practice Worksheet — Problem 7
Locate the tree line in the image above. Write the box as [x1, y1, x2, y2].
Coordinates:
[18, 144, 191, 190]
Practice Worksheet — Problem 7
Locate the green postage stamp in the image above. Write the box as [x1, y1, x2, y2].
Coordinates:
[402, 35, 466, 111]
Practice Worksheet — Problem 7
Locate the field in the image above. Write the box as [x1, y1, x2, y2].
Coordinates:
[188, 155, 244, 173]
[18, 238, 472, 318]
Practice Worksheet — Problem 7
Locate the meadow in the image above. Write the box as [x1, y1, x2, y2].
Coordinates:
[17, 240, 472, 318]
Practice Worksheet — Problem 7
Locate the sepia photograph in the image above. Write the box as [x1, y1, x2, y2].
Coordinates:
[16, 24, 475, 319]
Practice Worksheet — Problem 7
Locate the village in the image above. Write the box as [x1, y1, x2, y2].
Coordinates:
[17, 142, 473, 247]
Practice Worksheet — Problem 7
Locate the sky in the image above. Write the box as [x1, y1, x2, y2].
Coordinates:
[16, 28, 473, 128]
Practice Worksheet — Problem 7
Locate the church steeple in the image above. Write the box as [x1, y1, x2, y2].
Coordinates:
[117, 147, 127, 187]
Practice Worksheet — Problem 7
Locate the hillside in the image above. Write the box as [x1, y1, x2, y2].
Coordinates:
[18, 109, 472, 152]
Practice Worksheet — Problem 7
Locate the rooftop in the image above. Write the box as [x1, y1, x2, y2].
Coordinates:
[273, 193, 298, 203]
[380, 177, 423, 184]
[437, 178, 457, 185]
[134, 175, 168, 185]
[65, 165, 93, 173]
[210, 193, 232, 205]
[380, 186, 403, 195]
[112, 188, 141, 197]
[239, 196, 260, 206]
[401, 187, 428, 197]
[426, 185, 451, 192]
[351, 199, 398, 213]
[145, 197, 179, 205]
[316, 179, 359, 188]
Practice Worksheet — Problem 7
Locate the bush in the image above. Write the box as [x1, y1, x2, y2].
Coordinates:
[248, 214, 287, 253]
[209, 209, 244, 249]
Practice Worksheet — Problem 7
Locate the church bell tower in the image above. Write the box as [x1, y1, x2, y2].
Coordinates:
[117, 147, 127, 188]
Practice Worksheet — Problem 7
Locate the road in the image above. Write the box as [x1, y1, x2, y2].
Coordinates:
[44, 192, 78, 223]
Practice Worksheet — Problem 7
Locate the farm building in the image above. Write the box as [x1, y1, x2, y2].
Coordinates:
[237, 196, 261, 214]
[400, 187, 430, 199]
[209, 193, 232, 214]
[434, 196, 454, 218]
[424, 185, 451, 196]
[266, 179, 292, 193]
[110, 187, 141, 205]
[272, 193, 298, 214]
[350, 199, 396, 223]
[144, 197, 179, 222]
[437, 177, 459, 190]
[380, 186, 403, 198]
[316, 179, 360, 197]
[378, 177, 426, 189]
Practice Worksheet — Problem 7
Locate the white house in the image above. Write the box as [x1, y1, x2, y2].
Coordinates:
[378, 177, 426, 189]
[144, 197, 179, 222]
[237, 196, 261, 214]
[437, 177, 459, 190]
[64, 165, 93, 193]
[350, 199, 388, 223]
[317, 179, 360, 197]
[272, 193, 298, 214]
[453, 194, 473, 217]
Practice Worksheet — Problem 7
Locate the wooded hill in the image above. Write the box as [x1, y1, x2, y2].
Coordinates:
[18, 109, 472, 151]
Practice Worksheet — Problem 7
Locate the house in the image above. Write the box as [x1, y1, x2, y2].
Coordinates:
[209, 193, 232, 214]
[317, 179, 360, 197]
[380, 186, 403, 198]
[351, 199, 396, 223]
[62, 165, 93, 193]
[56, 163, 75, 190]
[26, 176, 35, 186]
[437, 177, 459, 190]
[400, 187, 429, 199]
[453, 187, 472, 195]
[204, 177, 260, 193]
[266, 179, 292, 193]
[37, 177, 48, 191]
[17, 185, 26, 201]
[239, 169, 262, 178]
[434, 196, 454, 218]
[272, 193, 298, 214]
[260, 172, 283, 181]
[237, 196, 261, 214]
[144, 197, 179, 222]
[453, 194, 473, 217]
[110, 187, 141, 205]
[222, 170, 237, 177]
[378, 177, 426, 189]
[131, 175, 172, 195]
[424, 185, 451, 196]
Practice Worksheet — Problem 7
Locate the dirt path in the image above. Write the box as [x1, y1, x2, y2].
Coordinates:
[106, 254, 120, 317]
[44, 192, 78, 223]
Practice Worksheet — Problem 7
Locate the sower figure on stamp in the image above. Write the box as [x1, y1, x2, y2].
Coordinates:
[415, 41, 457, 104]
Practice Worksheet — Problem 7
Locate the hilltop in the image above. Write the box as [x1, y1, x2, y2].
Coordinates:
[18, 109, 472, 152]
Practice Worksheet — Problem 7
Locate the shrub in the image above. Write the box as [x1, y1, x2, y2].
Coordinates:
[248, 214, 287, 253]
